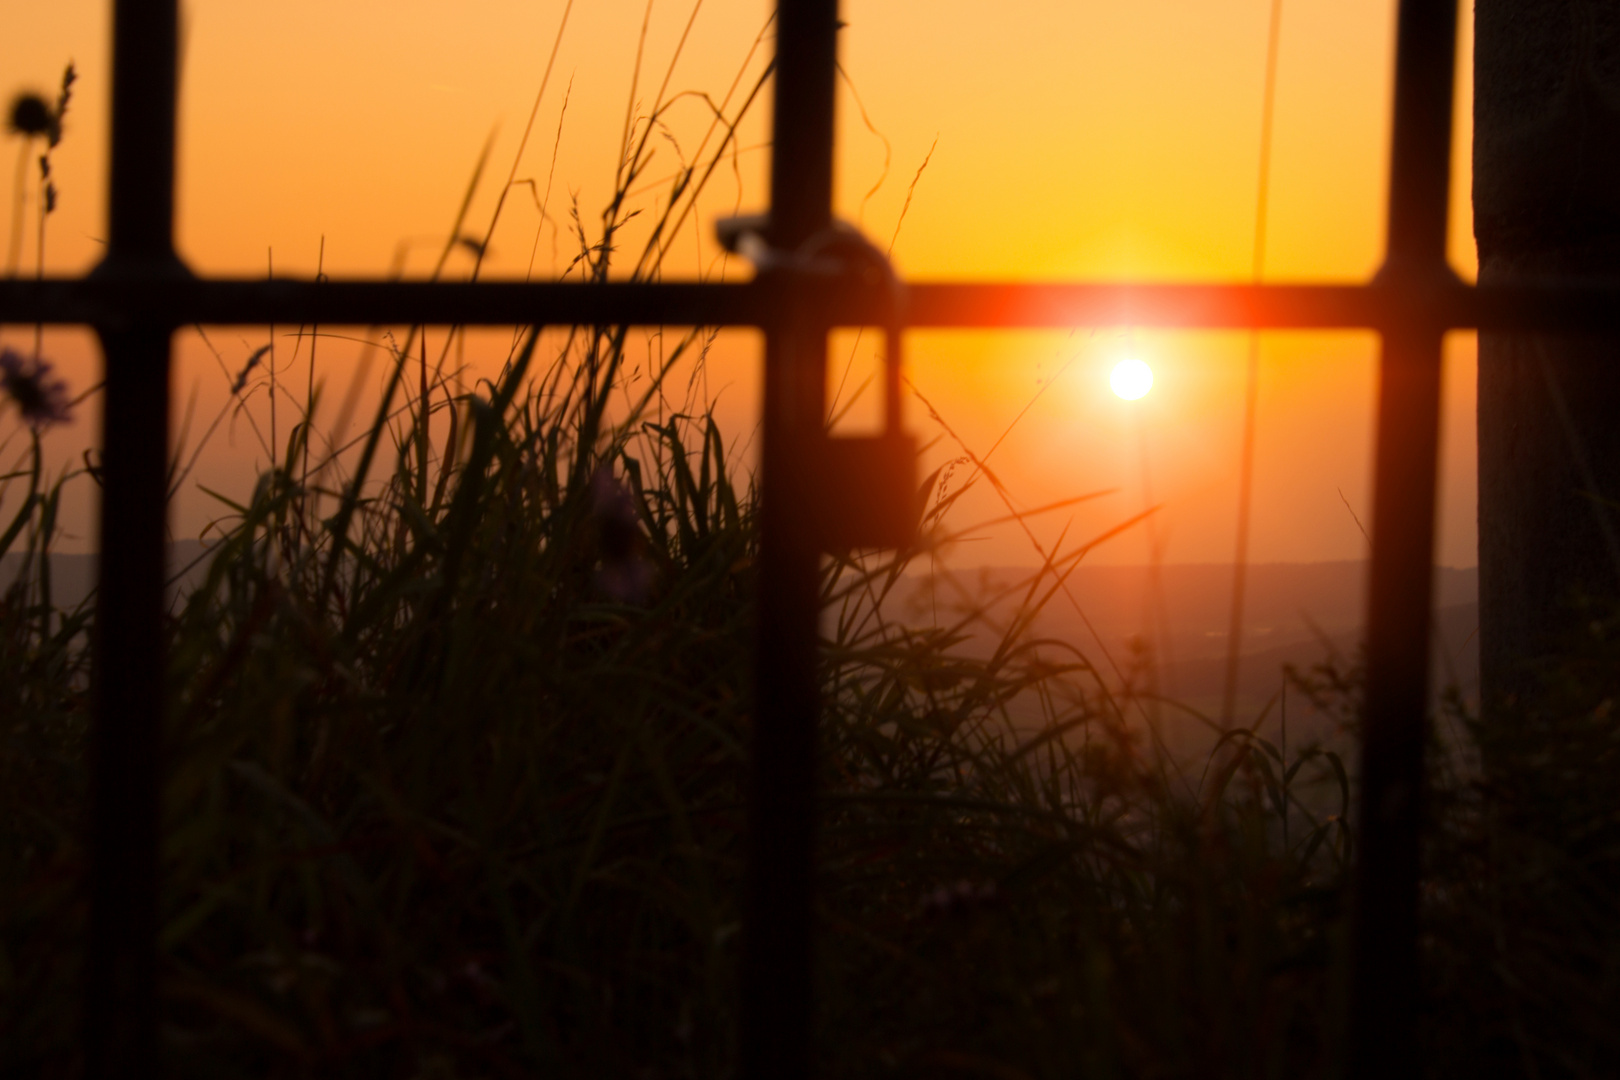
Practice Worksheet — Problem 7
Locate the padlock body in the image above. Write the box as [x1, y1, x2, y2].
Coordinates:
[812, 433, 919, 550]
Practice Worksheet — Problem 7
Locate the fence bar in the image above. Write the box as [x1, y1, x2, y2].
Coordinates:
[14, 277, 1620, 333]
[85, 326, 172, 1080]
[738, 1, 840, 1077]
[1351, 0, 1458, 1077]
[84, 0, 185, 1076]
[101, 4, 180, 265]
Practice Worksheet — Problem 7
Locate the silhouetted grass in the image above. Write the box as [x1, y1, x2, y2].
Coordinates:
[0, 318, 1365, 1077]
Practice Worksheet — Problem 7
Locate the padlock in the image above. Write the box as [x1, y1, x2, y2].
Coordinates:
[781, 223, 920, 551]
[717, 216, 920, 551]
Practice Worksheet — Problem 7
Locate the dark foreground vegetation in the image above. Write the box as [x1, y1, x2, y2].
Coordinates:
[3, 305, 1618, 1078]
[4, 54, 1620, 1080]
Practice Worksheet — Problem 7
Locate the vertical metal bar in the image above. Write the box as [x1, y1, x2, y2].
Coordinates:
[1351, 1, 1458, 1077]
[103, 2, 182, 263]
[86, 326, 172, 1079]
[1379, 0, 1457, 278]
[86, 1, 185, 1076]
[739, 2, 839, 1078]
[1352, 323, 1444, 1079]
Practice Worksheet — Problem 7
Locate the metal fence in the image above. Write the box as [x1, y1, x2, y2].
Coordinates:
[3, 0, 1618, 1076]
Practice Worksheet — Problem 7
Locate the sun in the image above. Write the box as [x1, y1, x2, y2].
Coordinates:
[1110, 357, 1153, 400]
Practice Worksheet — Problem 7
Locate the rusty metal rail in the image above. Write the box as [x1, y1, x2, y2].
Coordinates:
[0, 0, 1517, 1076]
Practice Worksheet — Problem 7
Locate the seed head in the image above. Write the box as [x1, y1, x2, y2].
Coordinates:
[51, 64, 75, 149]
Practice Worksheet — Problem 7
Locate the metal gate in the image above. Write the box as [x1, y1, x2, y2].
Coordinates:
[3, 1, 1617, 1076]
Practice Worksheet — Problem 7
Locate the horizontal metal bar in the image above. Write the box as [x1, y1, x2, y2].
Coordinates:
[0, 279, 776, 331]
[7, 275, 1620, 333]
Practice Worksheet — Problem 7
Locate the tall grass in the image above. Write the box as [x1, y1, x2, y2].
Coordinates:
[0, 313, 1364, 1077]
[3, 37, 1618, 1080]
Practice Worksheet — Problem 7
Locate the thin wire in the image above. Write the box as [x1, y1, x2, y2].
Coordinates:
[1221, 0, 1285, 729]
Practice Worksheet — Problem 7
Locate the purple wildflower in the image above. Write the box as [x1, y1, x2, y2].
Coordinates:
[918, 878, 1001, 918]
[0, 347, 72, 431]
[590, 465, 654, 604]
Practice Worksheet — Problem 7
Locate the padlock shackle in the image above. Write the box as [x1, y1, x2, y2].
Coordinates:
[717, 214, 907, 435]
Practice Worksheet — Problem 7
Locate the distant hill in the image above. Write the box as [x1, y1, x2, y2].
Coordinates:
[887, 560, 1479, 718]
[4, 549, 1478, 721]
[0, 540, 214, 611]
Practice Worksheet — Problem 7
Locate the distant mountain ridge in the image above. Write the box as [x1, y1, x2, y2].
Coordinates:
[4, 551, 1479, 709]
[0, 540, 213, 610]
[892, 560, 1479, 709]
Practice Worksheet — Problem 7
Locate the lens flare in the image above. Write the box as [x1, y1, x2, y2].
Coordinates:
[1110, 358, 1153, 400]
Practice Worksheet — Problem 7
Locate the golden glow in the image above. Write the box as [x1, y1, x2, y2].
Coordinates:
[1111, 358, 1153, 400]
[0, 1, 1484, 567]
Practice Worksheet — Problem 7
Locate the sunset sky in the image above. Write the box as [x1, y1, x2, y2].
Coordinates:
[3, 0, 1479, 568]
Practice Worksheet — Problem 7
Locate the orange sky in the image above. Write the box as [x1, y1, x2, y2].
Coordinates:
[3, 0, 1478, 567]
